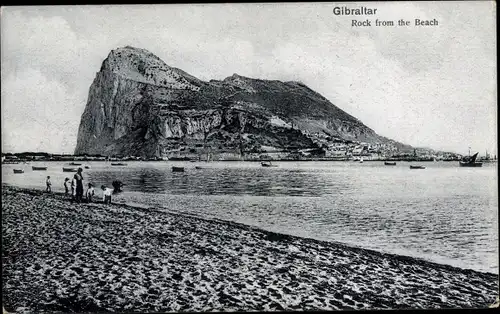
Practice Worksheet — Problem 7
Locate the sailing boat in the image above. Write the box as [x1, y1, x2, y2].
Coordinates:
[459, 150, 483, 167]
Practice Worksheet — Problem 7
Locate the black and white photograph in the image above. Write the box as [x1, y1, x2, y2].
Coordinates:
[1, 2, 498, 312]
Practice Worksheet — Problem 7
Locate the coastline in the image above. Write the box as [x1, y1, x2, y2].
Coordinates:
[3, 158, 467, 163]
[2, 185, 498, 312]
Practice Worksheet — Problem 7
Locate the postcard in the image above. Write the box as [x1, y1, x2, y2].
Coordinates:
[1, 2, 498, 312]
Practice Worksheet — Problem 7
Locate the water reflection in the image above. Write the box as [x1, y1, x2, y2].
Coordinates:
[88, 166, 346, 197]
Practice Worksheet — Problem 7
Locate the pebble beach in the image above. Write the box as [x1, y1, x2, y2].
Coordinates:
[2, 185, 498, 312]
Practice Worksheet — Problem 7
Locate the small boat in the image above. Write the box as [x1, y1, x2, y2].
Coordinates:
[459, 161, 483, 167]
[169, 157, 191, 161]
[111, 163, 127, 166]
[410, 165, 426, 169]
[69, 162, 82, 166]
[359, 157, 364, 163]
[2, 161, 20, 164]
[172, 166, 185, 172]
[261, 161, 278, 167]
[62, 167, 78, 172]
[32, 166, 48, 171]
[459, 152, 483, 167]
[13, 169, 24, 174]
[384, 161, 396, 166]
[195, 166, 203, 170]
[84, 166, 90, 169]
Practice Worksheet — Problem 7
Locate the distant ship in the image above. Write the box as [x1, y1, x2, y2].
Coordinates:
[479, 150, 497, 163]
[459, 152, 483, 167]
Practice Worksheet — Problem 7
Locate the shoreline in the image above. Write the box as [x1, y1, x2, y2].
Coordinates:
[142, 197, 497, 277]
[2, 184, 495, 276]
[2, 185, 498, 312]
[3, 159, 467, 163]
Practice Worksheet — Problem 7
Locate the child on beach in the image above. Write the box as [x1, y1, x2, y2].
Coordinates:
[101, 185, 112, 204]
[86, 183, 95, 203]
[64, 178, 70, 195]
[46, 176, 52, 193]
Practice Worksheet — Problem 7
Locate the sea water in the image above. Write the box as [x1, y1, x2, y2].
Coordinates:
[2, 160, 498, 274]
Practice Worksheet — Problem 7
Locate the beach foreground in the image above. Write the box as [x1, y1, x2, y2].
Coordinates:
[2, 185, 498, 312]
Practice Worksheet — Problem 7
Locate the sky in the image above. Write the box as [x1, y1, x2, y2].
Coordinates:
[1, 2, 497, 155]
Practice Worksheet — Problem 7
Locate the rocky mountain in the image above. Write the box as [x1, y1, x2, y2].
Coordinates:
[75, 46, 411, 158]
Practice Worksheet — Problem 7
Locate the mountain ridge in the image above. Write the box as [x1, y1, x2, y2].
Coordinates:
[75, 46, 413, 158]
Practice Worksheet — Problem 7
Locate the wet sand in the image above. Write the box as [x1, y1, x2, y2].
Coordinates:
[2, 185, 498, 312]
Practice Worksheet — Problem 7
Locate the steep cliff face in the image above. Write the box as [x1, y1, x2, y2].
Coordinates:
[75, 46, 408, 158]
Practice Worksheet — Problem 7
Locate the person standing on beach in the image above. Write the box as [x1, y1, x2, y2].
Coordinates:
[64, 178, 70, 195]
[74, 168, 84, 203]
[46, 176, 52, 193]
[86, 183, 95, 203]
[101, 185, 112, 204]
[71, 177, 76, 201]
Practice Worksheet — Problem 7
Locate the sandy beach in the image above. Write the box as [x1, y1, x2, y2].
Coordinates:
[2, 185, 498, 312]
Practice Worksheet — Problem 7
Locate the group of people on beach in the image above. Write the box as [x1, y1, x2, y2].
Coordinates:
[45, 167, 113, 204]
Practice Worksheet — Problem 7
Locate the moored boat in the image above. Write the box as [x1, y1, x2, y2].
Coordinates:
[169, 157, 191, 161]
[32, 166, 48, 171]
[410, 165, 425, 169]
[195, 166, 203, 169]
[13, 169, 24, 174]
[384, 161, 396, 166]
[84, 165, 90, 169]
[172, 166, 185, 172]
[111, 163, 127, 166]
[261, 161, 278, 167]
[62, 167, 78, 172]
[459, 161, 483, 167]
[69, 162, 82, 166]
